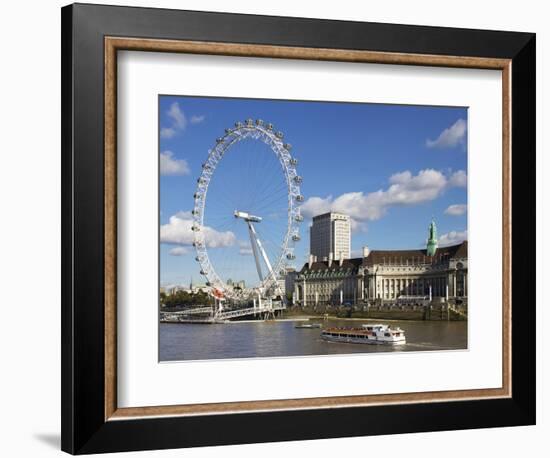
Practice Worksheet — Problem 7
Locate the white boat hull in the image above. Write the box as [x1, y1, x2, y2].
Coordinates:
[321, 333, 406, 345]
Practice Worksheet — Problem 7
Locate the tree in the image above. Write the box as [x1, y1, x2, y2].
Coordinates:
[162, 289, 214, 308]
[286, 291, 293, 305]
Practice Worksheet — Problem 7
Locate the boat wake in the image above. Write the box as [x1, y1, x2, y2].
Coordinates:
[404, 342, 464, 351]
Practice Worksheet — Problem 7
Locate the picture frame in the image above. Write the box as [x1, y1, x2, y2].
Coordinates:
[61, 3, 536, 454]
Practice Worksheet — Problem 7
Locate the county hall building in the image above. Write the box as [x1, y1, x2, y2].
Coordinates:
[294, 219, 468, 307]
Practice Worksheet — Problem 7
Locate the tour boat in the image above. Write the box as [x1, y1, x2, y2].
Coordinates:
[320, 323, 406, 345]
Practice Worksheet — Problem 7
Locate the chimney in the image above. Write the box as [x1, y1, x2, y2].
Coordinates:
[308, 254, 314, 268]
[339, 257, 344, 266]
[362, 246, 370, 258]
[328, 252, 333, 267]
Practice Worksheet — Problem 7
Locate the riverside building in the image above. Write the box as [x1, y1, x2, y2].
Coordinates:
[309, 212, 351, 262]
[295, 219, 468, 307]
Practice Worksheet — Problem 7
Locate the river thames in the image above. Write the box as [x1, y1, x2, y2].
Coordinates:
[159, 318, 467, 362]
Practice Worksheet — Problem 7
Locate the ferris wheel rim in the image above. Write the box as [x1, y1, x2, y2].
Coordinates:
[192, 119, 302, 300]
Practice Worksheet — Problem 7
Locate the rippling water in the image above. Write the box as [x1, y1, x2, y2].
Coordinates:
[159, 318, 467, 362]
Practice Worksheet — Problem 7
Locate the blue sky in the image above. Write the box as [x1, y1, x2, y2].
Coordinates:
[159, 95, 468, 287]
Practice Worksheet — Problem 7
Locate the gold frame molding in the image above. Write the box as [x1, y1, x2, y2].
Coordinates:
[104, 36, 511, 421]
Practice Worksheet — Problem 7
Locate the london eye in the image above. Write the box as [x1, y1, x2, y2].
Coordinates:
[191, 118, 303, 304]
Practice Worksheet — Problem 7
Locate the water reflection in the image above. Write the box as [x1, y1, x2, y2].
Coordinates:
[160, 318, 467, 362]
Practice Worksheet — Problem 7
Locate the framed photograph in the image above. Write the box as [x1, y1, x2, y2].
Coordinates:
[61, 3, 536, 454]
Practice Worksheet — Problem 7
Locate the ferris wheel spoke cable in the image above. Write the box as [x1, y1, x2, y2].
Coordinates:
[207, 190, 286, 242]
[249, 174, 289, 205]
[244, 148, 284, 216]
[243, 142, 263, 206]
[249, 179, 288, 214]
[250, 157, 285, 204]
[249, 194, 290, 220]
[251, 185, 289, 209]
[207, 191, 240, 216]
[254, 171, 287, 198]
[234, 141, 257, 209]
[252, 159, 291, 201]
[242, 153, 277, 203]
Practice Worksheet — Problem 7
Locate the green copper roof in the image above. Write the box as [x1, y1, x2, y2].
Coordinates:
[426, 219, 438, 256]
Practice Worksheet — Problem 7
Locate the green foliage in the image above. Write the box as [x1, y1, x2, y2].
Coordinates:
[161, 289, 214, 308]
[286, 291, 293, 305]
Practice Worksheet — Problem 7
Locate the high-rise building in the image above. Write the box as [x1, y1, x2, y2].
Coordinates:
[309, 212, 351, 261]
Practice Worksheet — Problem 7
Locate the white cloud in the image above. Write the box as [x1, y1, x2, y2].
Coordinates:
[439, 230, 468, 246]
[160, 151, 190, 176]
[301, 169, 466, 231]
[168, 246, 188, 256]
[350, 219, 368, 233]
[238, 240, 253, 256]
[190, 115, 205, 124]
[167, 102, 187, 129]
[444, 204, 467, 216]
[160, 211, 236, 248]
[160, 102, 186, 139]
[160, 127, 176, 139]
[449, 170, 467, 187]
[300, 196, 332, 218]
[426, 118, 467, 149]
[161, 103, 206, 138]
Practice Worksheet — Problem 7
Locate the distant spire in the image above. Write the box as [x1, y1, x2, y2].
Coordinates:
[426, 218, 438, 256]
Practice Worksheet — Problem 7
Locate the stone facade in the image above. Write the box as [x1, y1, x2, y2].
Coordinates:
[362, 241, 468, 305]
[295, 241, 468, 307]
[295, 257, 362, 306]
